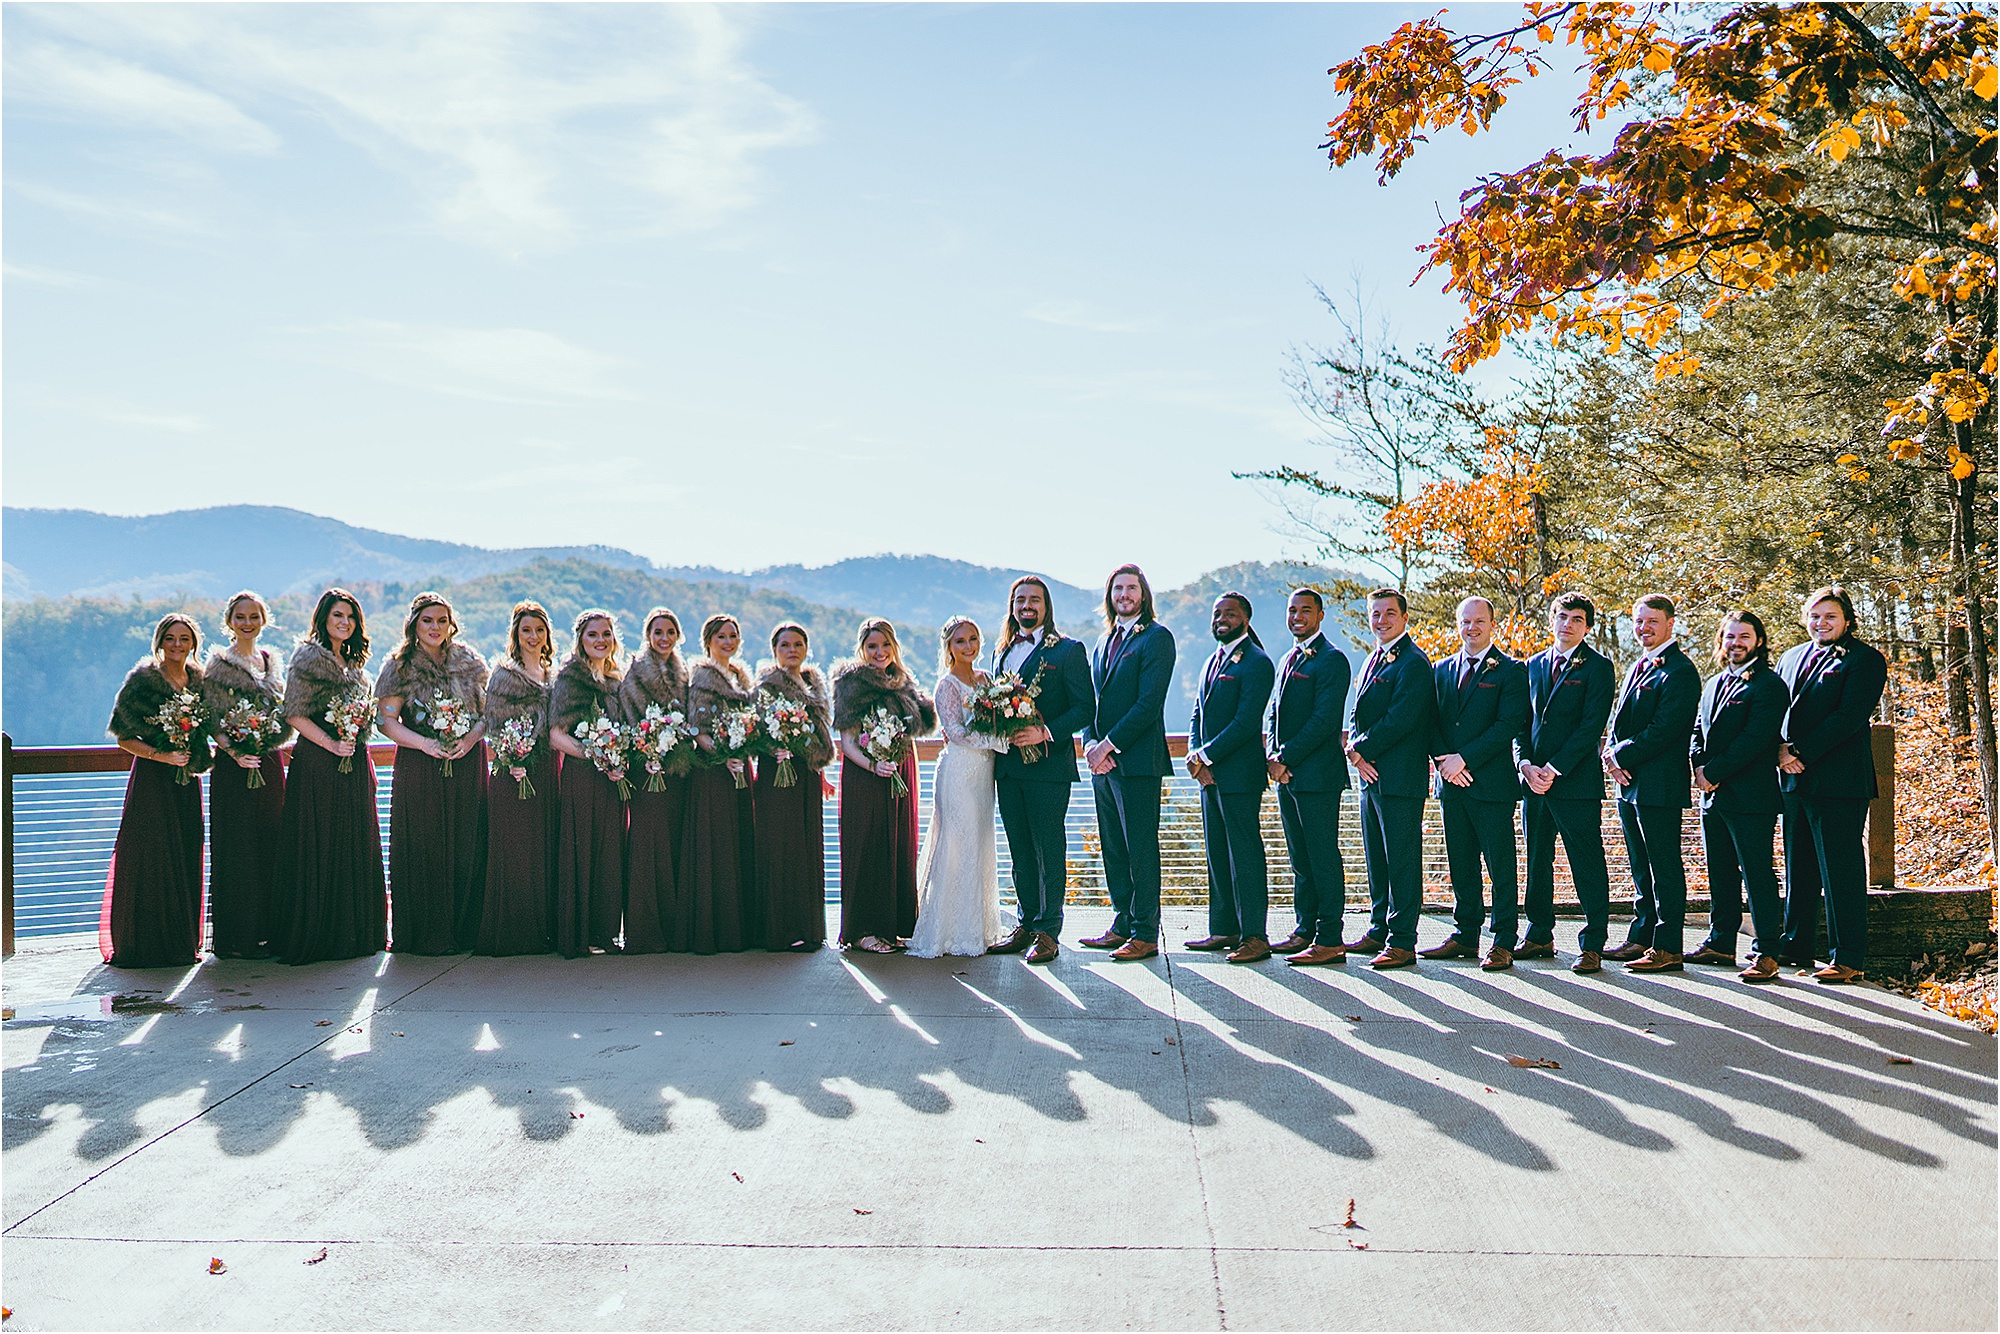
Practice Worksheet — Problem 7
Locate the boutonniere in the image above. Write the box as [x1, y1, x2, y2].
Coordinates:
[1042, 631, 1059, 650]
[1299, 643, 1317, 660]
[1829, 643, 1848, 660]
[1229, 649, 1244, 666]
[1384, 646, 1401, 664]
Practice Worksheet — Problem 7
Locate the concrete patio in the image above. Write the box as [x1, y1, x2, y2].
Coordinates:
[3, 906, 1994, 1331]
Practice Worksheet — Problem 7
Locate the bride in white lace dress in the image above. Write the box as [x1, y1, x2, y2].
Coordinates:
[908, 616, 1014, 958]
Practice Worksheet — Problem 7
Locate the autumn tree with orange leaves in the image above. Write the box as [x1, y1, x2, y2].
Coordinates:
[1321, 0, 1998, 846]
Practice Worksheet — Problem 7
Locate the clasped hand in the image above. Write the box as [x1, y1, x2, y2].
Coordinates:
[1084, 739, 1117, 776]
[1436, 753, 1472, 787]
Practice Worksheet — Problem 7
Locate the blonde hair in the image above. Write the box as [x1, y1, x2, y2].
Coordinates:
[937, 615, 981, 676]
[508, 600, 554, 670]
[856, 617, 907, 677]
[700, 613, 741, 654]
[394, 591, 459, 665]
[152, 612, 202, 658]
[568, 608, 623, 680]
[220, 590, 271, 635]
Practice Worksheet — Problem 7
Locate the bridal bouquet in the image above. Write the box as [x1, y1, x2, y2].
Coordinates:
[149, 690, 208, 786]
[326, 689, 376, 774]
[964, 666, 1047, 763]
[216, 696, 286, 789]
[573, 714, 633, 801]
[488, 714, 540, 799]
[757, 692, 814, 789]
[631, 703, 694, 792]
[418, 691, 476, 778]
[858, 704, 911, 797]
[707, 703, 762, 789]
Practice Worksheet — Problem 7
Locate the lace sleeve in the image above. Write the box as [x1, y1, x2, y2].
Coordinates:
[937, 674, 1007, 753]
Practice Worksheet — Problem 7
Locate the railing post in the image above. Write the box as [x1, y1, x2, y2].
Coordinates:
[1868, 723, 1895, 890]
[3, 732, 16, 956]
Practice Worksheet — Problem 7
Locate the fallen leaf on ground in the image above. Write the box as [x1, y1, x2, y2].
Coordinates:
[208, 1257, 227, 1275]
[974, 1138, 984, 1143]
[569, 1111, 584, 1119]
[953, 971, 968, 975]
[303, 1247, 328, 1266]
[853, 1208, 872, 1215]
[1505, 1055, 1561, 1069]
[1343, 1198, 1359, 1228]
[1343, 1015, 1363, 1022]
[313, 1020, 333, 1027]
[288, 1083, 313, 1089]
[391, 1031, 405, 1038]
[5, 1305, 14, 1317]
[1485, 1086, 1495, 1092]
[1151, 1050, 1162, 1055]
[732, 1172, 743, 1182]
[347, 1026, 362, 1034]
[1887, 1056, 1915, 1064]
[779, 1040, 795, 1046]
[1347, 1240, 1369, 1250]
[1165, 1036, 1177, 1046]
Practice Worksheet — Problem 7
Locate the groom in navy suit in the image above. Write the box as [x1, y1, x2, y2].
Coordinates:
[987, 576, 1095, 965]
[1080, 563, 1177, 962]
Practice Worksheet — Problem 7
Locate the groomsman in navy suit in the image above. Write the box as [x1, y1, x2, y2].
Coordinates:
[1265, 588, 1355, 966]
[1344, 589, 1436, 969]
[1687, 609, 1789, 979]
[1602, 593, 1701, 973]
[988, 576, 1095, 965]
[1516, 593, 1616, 972]
[1080, 564, 1177, 962]
[1420, 597, 1531, 970]
[1774, 586, 1888, 984]
[1184, 592, 1276, 962]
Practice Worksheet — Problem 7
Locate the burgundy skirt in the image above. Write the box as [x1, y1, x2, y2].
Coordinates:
[838, 753, 919, 944]
[555, 756, 627, 957]
[276, 740, 388, 965]
[208, 751, 285, 957]
[755, 762, 826, 949]
[475, 747, 558, 956]
[99, 757, 205, 969]
[387, 743, 489, 955]
[675, 764, 758, 953]
[622, 774, 689, 954]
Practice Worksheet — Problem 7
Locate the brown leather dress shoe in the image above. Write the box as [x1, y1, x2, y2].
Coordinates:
[1571, 949, 1602, 974]
[1813, 963, 1865, 984]
[1287, 943, 1347, 966]
[1685, 944, 1738, 966]
[1601, 940, 1648, 962]
[1347, 934, 1385, 955]
[1025, 932, 1060, 965]
[1109, 938, 1158, 962]
[987, 925, 1033, 955]
[1627, 948, 1683, 972]
[1739, 955, 1782, 983]
[1513, 939, 1555, 960]
[1369, 946, 1417, 969]
[1226, 939, 1272, 964]
[1271, 933, 1313, 954]
[1184, 935, 1240, 952]
[1080, 931, 1128, 950]
[1480, 946, 1514, 971]
[1419, 935, 1477, 961]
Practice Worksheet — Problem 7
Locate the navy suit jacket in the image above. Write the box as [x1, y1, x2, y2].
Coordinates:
[1518, 643, 1615, 802]
[1085, 620, 1176, 778]
[1430, 648, 1530, 803]
[1776, 635, 1887, 800]
[1348, 634, 1435, 799]
[1189, 637, 1275, 794]
[991, 632, 1094, 785]
[1265, 635, 1352, 794]
[1608, 642, 1700, 809]
[1689, 666, 1786, 814]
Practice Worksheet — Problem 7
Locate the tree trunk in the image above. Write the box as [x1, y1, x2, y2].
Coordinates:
[1951, 467, 1999, 853]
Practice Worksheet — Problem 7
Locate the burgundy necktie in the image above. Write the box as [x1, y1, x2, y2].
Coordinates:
[1459, 653, 1479, 692]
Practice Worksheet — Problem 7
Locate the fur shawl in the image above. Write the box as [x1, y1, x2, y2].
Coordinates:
[686, 658, 756, 735]
[373, 641, 490, 734]
[282, 638, 371, 724]
[551, 655, 621, 736]
[617, 648, 689, 724]
[484, 658, 553, 742]
[109, 658, 214, 772]
[832, 660, 937, 737]
[203, 645, 294, 751]
[755, 663, 835, 770]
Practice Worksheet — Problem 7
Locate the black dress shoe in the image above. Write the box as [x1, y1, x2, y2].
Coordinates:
[987, 926, 1033, 955]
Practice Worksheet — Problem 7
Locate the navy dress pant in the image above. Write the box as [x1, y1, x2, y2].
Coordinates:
[1618, 801, 1688, 956]
[1359, 788, 1425, 951]
[1277, 786, 1345, 945]
[997, 779, 1072, 937]
[1093, 771, 1163, 942]
[1522, 795, 1611, 953]
[1200, 786, 1269, 942]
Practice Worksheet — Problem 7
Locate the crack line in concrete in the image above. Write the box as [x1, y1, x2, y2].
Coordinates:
[2, 955, 473, 1237]
[1160, 946, 1228, 1331]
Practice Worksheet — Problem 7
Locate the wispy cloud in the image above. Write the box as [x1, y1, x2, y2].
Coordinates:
[292, 320, 637, 406]
[13, 5, 818, 253]
[3, 37, 281, 154]
[6, 182, 214, 237]
[88, 405, 208, 434]
[3, 261, 102, 287]
[1024, 300, 1161, 335]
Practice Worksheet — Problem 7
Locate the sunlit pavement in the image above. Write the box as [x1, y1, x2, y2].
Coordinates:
[4, 906, 1993, 1332]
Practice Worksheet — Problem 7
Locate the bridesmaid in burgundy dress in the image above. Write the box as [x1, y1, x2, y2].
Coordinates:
[475, 601, 558, 956]
[753, 622, 835, 952]
[677, 615, 760, 953]
[275, 589, 388, 965]
[617, 607, 689, 955]
[376, 592, 490, 955]
[101, 613, 212, 969]
[202, 591, 291, 958]
[550, 609, 629, 957]
[832, 619, 936, 954]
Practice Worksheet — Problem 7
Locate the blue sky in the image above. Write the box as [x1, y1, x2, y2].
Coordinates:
[3, 3, 1589, 587]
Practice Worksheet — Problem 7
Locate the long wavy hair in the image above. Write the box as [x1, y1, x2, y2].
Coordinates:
[507, 599, 554, 670]
[855, 616, 909, 679]
[308, 588, 370, 665]
[567, 608, 623, 681]
[219, 590, 271, 639]
[1001, 574, 1058, 646]
[1100, 563, 1156, 631]
[936, 615, 982, 677]
[391, 591, 459, 666]
[1713, 609, 1772, 672]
